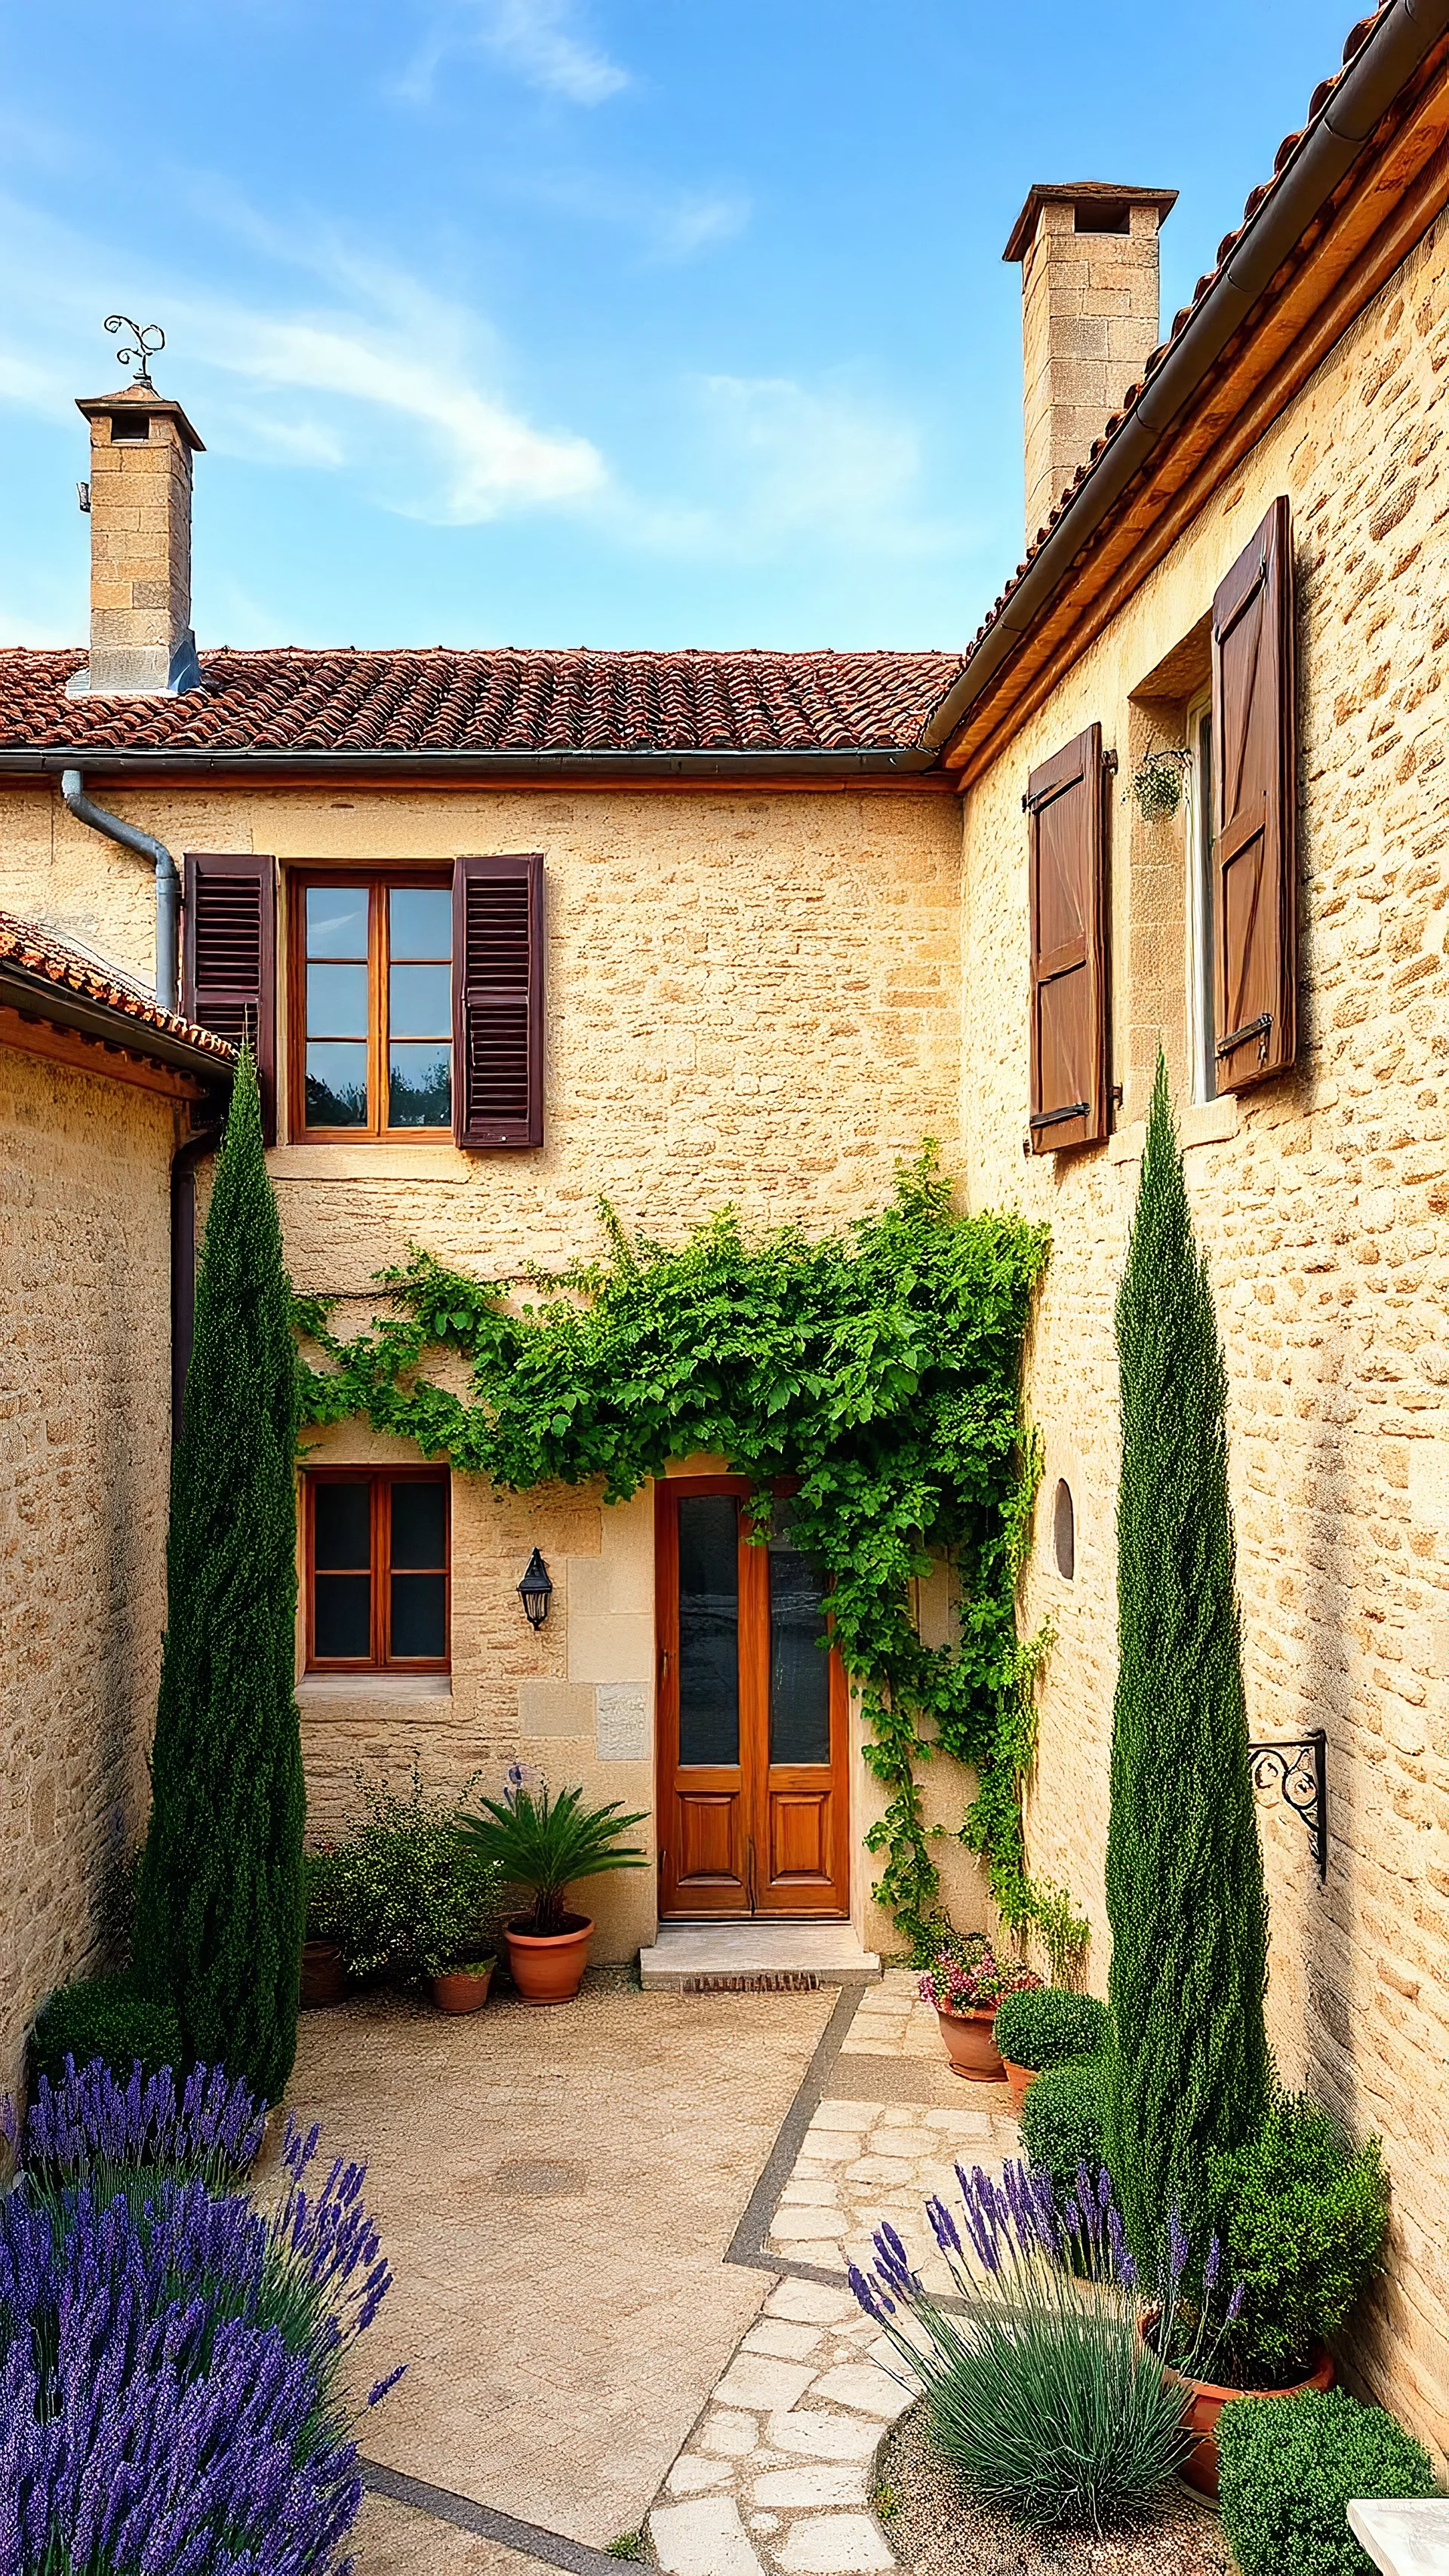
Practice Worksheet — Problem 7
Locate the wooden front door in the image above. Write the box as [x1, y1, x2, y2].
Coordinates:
[656, 1478, 850, 1920]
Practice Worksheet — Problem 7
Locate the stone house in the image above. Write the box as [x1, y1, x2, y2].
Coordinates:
[0, 0, 1446, 2460]
[0, 913, 233, 2100]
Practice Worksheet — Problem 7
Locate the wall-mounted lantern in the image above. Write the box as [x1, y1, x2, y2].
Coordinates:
[518, 1547, 553, 1630]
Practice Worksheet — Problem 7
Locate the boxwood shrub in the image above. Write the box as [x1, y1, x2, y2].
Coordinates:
[30, 1974, 185, 2091]
[1218, 2387, 1439, 2576]
[1017, 2053, 1106, 2194]
[993, 1985, 1110, 2073]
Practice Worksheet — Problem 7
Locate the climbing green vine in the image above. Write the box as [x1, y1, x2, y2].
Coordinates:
[294, 1150, 1063, 1953]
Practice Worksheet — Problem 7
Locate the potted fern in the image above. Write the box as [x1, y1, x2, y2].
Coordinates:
[458, 1781, 649, 2003]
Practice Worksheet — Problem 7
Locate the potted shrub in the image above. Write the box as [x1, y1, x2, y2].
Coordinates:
[301, 1849, 348, 2008]
[321, 1765, 502, 2005]
[918, 1944, 1039, 2082]
[992, 1987, 1110, 2115]
[417, 1848, 501, 2015]
[458, 1782, 648, 2005]
[1148, 2093, 1388, 2496]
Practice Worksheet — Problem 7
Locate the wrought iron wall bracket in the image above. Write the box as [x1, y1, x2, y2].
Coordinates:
[1249, 1730, 1327, 1881]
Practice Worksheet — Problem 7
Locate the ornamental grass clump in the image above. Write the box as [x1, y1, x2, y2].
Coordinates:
[851, 2158, 1237, 2533]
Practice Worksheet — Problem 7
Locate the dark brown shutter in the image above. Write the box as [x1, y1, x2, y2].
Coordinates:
[453, 853, 543, 1150]
[181, 852, 276, 1142]
[1026, 722, 1109, 1153]
[1211, 497, 1297, 1093]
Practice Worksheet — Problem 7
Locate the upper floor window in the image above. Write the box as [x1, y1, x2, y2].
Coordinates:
[294, 876, 452, 1136]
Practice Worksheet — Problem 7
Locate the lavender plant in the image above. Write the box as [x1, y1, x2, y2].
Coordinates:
[0, 2076, 402, 2573]
[8, 2057, 266, 2217]
[850, 2159, 1242, 2533]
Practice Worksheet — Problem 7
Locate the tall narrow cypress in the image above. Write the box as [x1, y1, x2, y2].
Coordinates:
[1103, 1054, 1269, 2260]
[135, 1047, 304, 2104]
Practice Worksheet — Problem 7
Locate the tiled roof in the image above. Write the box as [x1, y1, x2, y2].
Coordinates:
[0, 909, 235, 1061]
[963, 2, 1401, 660]
[0, 647, 966, 760]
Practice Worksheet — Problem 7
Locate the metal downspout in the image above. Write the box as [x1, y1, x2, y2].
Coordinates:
[60, 766, 180, 1012]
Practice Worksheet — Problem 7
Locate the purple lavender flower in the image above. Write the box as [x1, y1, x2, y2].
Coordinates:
[1168, 2203, 1189, 2288]
[1227, 2281, 1246, 2322]
[1204, 2232, 1222, 2294]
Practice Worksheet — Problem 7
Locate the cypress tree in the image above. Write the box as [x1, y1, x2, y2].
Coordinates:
[1103, 1053, 1269, 2261]
[135, 1047, 304, 2104]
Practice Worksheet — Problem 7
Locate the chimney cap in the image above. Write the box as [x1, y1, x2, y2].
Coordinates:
[1003, 180, 1177, 263]
[75, 388, 206, 454]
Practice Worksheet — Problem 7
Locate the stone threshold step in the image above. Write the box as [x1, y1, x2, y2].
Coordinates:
[638, 1925, 881, 1992]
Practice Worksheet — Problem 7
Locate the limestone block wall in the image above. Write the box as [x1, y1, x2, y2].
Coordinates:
[0, 777, 962, 1288]
[960, 206, 1449, 2458]
[0, 1046, 177, 2100]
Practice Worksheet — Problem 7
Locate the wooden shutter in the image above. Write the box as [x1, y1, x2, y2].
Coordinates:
[1211, 497, 1297, 1093]
[453, 853, 543, 1150]
[1026, 722, 1109, 1153]
[181, 852, 276, 1142]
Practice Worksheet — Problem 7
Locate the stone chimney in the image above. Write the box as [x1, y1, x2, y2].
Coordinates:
[1004, 182, 1177, 549]
[72, 376, 205, 695]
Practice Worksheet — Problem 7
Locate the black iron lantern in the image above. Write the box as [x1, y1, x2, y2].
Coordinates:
[517, 1547, 553, 1630]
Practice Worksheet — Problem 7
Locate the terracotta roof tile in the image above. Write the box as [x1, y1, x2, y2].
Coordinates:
[0, 909, 235, 1061]
[0, 647, 965, 761]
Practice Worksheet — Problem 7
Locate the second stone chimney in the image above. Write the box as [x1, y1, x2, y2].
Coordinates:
[72, 377, 205, 695]
[1004, 182, 1176, 549]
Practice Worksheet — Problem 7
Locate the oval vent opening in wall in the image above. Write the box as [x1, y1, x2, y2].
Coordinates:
[1053, 1479, 1075, 1581]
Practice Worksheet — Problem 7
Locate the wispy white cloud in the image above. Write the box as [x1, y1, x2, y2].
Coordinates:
[677, 371, 950, 560]
[399, 0, 627, 108]
[0, 194, 608, 526]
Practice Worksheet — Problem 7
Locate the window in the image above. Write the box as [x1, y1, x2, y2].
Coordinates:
[305, 1470, 450, 1670]
[1052, 1479, 1075, 1581]
[293, 876, 452, 1136]
[1185, 692, 1217, 1103]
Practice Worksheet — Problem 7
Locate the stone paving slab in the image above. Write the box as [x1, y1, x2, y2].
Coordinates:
[352, 2493, 571, 2575]
[291, 1977, 832, 2550]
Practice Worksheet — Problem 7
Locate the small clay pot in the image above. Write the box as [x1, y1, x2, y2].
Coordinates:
[505, 1913, 593, 2005]
[1003, 2057, 1039, 2116]
[431, 1962, 495, 2016]
[300, 1940, 346, 2008]
[1140, 2311, 1336, 2497]
[934, 2005, 1006, 2082]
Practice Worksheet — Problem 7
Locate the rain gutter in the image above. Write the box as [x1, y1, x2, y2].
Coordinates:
[5, 746, 940, 781]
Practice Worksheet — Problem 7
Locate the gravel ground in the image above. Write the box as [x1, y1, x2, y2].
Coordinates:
[878, 2406, 1235, 2576]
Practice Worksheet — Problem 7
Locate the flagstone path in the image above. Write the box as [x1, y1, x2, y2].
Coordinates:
[647, 1970, 1020, 2576]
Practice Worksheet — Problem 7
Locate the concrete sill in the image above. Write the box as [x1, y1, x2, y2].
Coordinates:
[269, 1145, 471, 1182]
[1106, 1094, 1238, 1165]
[297, 1674, 453, 1702]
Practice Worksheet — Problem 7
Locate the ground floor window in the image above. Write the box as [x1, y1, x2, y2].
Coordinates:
[304, 1469, 450, 1670]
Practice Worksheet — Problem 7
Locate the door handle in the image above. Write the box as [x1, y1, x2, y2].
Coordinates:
[746, 1836, 757, 1916]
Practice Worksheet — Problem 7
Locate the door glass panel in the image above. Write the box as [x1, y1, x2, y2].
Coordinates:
[768, 1511, 831, 1765]
[677, 1494, 740, 1765]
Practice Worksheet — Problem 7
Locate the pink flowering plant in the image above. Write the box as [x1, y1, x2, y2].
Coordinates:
[919, 1944, 1040, 2017]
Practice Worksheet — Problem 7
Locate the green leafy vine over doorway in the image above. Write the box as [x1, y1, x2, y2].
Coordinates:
[294, 1151, 1058, 1952]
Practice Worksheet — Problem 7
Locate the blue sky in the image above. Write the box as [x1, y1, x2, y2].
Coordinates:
[2, 0, 1355, 651]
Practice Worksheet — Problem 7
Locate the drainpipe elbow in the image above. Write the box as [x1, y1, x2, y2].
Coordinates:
[60, 765, 181, 1014]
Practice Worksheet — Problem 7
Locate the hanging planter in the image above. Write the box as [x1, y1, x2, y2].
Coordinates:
[1127, 745, 1191, 823]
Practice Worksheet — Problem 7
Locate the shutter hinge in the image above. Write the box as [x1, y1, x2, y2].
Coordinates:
[1103, 749, 1118, 777]
[1110, 1083, 1124, 1109]
[1216, 1012, 1272, 1065]
[1029, 1100, 1090, 1131]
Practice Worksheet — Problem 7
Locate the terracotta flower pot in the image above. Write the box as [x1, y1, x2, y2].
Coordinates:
[1003, 2057, 1040, 2116]
[1140, 2312, 1335, 2497]
[431, 1962, 495, 2016]
[300, 1940, 346, 2008]
[505, 1913, 593, 2005]
[934, 2005, 1006, 2082]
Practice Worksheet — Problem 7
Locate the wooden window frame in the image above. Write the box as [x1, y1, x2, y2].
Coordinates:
[303, 1467, 451, 1673]
[288, 867, 453, 1143]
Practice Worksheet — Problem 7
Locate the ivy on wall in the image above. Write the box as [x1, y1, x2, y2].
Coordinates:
[294, 1152, 1060, 1952]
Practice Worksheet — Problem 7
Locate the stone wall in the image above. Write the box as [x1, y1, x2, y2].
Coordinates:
[961, 206, 1449, 2459]
[0, 1045, 177, 2101]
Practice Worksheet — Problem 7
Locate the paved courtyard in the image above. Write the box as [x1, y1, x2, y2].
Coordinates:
[297, 1966, 1019, 2574]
